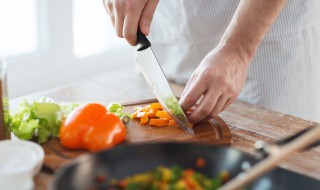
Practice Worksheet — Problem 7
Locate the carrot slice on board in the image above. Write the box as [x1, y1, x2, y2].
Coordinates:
[147, 109, 156, 118]
[149, 119, 169, 126]
[139, 117, 149, 124]
[156, 110, 172, 120]
[168, 120, 179, 127]
[150, 103, 163, 111]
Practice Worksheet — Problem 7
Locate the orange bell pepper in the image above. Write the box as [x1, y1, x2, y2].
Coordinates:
[59, 103, 126, 152]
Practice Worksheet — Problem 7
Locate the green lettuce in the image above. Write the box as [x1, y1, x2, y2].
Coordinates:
[9, 97, 79, 144]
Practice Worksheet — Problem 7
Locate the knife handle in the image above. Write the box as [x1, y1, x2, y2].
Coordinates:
[137, 28, 151, 51]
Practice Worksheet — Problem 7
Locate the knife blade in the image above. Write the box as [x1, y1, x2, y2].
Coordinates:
[135, 30, 194, 135]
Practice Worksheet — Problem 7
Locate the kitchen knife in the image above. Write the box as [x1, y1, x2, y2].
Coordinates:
[135, 29, 194, 135]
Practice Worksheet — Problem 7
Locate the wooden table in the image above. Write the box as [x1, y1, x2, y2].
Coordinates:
[10, 64, 320, 189]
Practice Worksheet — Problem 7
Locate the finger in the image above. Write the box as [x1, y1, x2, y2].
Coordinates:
[110, 15, 115, 27]
[181, 72, 198, 98]
[187, 90, 221, 124]
[200, 96, 229, 122]
[139, 0, 159, 35]
[103, 0, 112, 14]
[102, 0, 115, 27]
[212, 95, 230, 115]
[221, 97, 233, 111]
[113, 1, 125, 38]
[179, 77, 206, 113]
[123, 11, 142, 45]
[115, 14, 124, 37]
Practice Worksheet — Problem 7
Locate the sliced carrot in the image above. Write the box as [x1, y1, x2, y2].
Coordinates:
[168, 120, 179, 127]
[132, 102, 194, 128]
[139, 117, 148, 124]
[150, 103, 163, 111]
[149, 119, 169, 127]
[156, 110, 172, 120]
[147, 109, 156, 118]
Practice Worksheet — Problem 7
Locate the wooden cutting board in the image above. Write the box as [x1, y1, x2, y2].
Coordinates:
[41, 99, 232, 172]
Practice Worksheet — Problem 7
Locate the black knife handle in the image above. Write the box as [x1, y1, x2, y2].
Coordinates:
[137, 28, 151, 51]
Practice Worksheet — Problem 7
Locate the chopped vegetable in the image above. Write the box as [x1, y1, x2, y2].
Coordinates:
[164, 96, 184, 115]
[149, 119, 169, 127]
[59, 103, 126, 152]
[107, 102, 132, 119]
[107, 165, 230, 190]
[195, 157, 206, 168]
[132, 102, 192, 128]
[9, 97, 79, 143]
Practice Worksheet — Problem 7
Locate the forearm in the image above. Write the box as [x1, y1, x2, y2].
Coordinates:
[219, 0, 287, 65]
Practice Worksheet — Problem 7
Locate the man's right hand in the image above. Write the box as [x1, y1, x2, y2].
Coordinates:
[103, 0, 159, 46]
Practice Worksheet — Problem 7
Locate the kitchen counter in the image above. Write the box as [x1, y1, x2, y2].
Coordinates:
[10, 64, 320, 189]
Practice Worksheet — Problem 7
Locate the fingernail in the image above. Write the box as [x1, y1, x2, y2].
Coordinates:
[145, 25, 150, 35]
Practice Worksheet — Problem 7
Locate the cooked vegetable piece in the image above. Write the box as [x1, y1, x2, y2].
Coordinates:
[108, 165, 230, 190]
[196, 157, 206, 168]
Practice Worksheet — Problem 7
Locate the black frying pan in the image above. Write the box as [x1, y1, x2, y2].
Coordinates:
[51, 142, 320, 190]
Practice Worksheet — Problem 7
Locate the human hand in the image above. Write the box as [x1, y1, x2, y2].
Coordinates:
[103, 0, 159, 45]
[179, 45, 250, 124]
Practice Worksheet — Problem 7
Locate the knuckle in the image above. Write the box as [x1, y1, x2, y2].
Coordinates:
[125, 0, 137, 12]
[114, 0, 124, 11]
[183, 96, 195, 106]
[211, 109, 219, 116]
[201, 67, 215, 82]
[226, 85, 237, 95]
[217, 75, 227, 85]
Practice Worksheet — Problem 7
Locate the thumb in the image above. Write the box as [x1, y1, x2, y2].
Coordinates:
[139, 0, 159, 35]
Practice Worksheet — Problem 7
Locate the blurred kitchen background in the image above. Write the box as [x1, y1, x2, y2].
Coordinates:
[0, 0, 135, 98]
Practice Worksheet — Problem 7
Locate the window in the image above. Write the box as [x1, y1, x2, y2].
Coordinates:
[0, 0, 38, 57]
[2, 0, 132, 98]
[72, 0, 127, 58]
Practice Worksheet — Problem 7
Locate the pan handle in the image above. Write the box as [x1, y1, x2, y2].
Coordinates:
[255, 125, 320, 159]
[136, 28, 151, 51]
[218, 125, 320, 190]
[276, 126, 320, 149]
